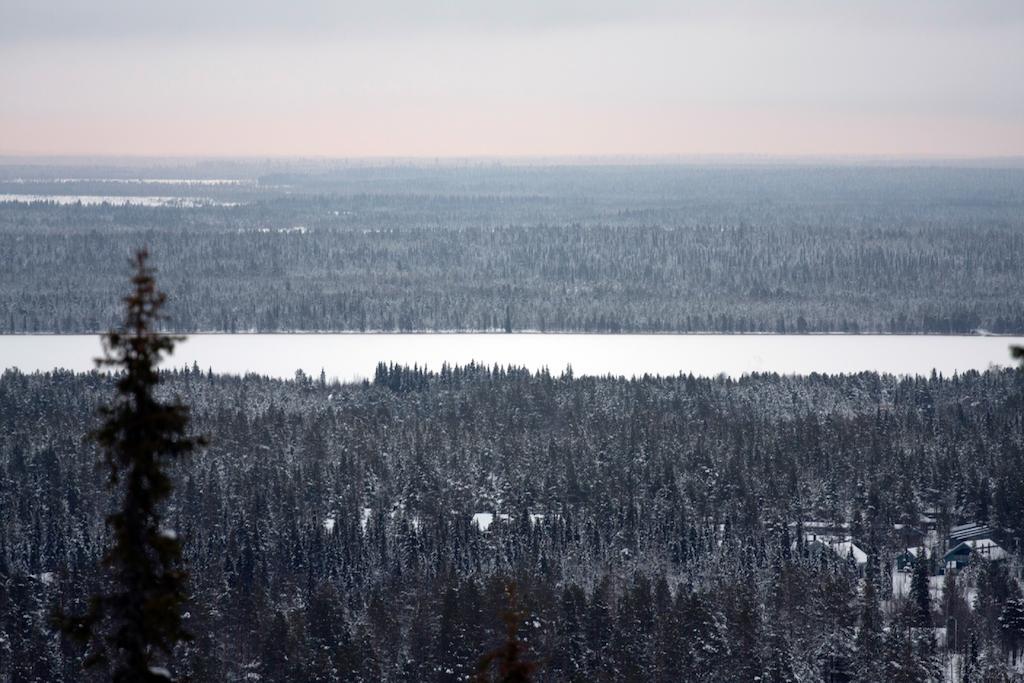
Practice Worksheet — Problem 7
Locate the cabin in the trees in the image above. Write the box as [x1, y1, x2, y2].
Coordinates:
[943, 538, 1008, 572]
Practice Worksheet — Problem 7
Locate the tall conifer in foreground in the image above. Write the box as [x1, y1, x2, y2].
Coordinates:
[475, 583, 538, 683]
[59, 249, 204, 682]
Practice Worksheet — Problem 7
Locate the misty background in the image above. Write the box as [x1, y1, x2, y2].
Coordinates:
[1, 0, 1022, 157]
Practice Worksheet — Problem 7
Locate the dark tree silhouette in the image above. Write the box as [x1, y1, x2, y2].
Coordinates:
[476, 583, 539, 683]
[909, 554, 933, 627]
[58, 249, 205, 682]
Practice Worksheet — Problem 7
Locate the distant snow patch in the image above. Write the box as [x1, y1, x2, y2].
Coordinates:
[472, 512, 511, 531]
[472, 513, 495, 531]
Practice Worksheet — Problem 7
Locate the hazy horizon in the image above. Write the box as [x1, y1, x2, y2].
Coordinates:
[3, 153, 1024, 168]
[3, 0, 1022, 158]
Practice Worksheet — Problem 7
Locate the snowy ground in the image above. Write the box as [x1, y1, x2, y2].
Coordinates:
[891, 572, 946, 601]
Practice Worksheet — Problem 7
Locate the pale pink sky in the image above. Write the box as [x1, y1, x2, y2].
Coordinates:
[2, 1, 1022, 158]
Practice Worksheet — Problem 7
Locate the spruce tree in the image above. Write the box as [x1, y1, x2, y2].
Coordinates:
[854, 559, 884, 682]
[909, 555, 932, 627]
[58, 249, 204, 682]
[475, 583, 538, 683]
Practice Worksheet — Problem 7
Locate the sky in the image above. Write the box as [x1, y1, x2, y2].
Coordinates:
[1, 0, 1022, 158]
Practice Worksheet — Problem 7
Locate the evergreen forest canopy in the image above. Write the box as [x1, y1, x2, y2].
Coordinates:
[2, 162, 1024, 334]
[3, 363, 1024, 680]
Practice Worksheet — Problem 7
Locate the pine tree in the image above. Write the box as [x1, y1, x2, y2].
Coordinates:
[883, 624, 926, 683]
[586, 577, 613, 674]
[998, 596, 1024, 666]
[909, 554, 931, 627]
[912, 627, 942, 682]
[555, 583, 587, 681]
[726, 576, 763, 680]
[57, 249, 205, 682]
[854, 561, 884, 682]
[763, 627, 796, 682]
[676, 586, 730, 682]
[260, 611, 294, 679]
[475, 583, 538, 683]
[961, 633, 979, 683]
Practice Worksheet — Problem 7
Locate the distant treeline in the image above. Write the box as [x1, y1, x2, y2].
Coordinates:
[2, 164, 1023, 334]
[3, 365, 1024, 680]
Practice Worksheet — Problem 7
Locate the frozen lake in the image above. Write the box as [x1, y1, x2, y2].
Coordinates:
[1, 334, 1021, 382]
[0, 194, 237, 207]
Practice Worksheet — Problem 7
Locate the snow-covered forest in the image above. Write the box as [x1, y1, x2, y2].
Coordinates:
[3, 364, 1024, 680]
[2, 164, 1024, 334]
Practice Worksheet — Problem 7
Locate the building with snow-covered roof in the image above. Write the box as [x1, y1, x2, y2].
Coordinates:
[948, 522, 995, 545]
[944, 538, 1008, 572]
